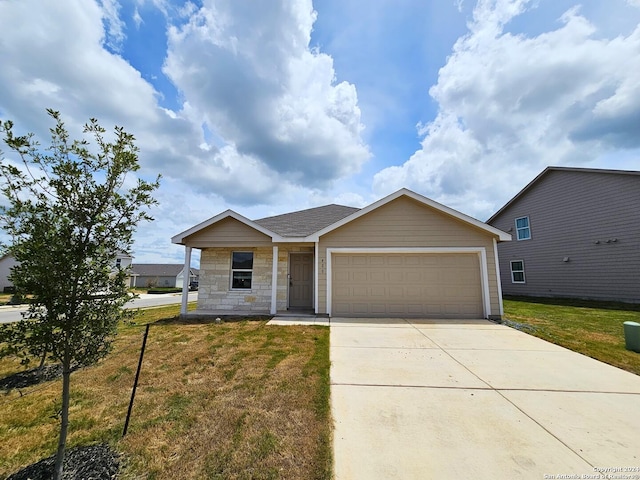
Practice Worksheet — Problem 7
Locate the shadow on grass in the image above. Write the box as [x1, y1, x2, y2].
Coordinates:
[504, 295, 640, 312]
[153, 315, 273, 325]
[0, 364, 63, 391]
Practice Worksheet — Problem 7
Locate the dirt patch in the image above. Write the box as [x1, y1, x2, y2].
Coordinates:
[6, 443, 119, 479]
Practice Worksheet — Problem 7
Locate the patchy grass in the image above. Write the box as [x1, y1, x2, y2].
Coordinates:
[503, 296, 640, 376]
[0, 305, 332, 479]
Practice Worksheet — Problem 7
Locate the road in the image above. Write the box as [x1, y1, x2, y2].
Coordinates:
[0, 292, 198, 324]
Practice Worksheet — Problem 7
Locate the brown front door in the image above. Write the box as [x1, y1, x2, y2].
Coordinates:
[289, 253, 313, 309]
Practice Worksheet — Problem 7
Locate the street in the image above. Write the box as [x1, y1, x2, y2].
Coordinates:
[0, 292, 198, 324]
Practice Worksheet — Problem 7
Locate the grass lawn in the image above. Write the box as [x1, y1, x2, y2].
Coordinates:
[0, 305, 332, 479]
[503, 296, 640, 376]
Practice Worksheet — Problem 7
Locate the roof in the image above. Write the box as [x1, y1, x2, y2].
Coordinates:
[487, 166, 640, 223]
[172, 188, 511, 245]
[254, 204, 360, 237]
[130, 264, 198, 276]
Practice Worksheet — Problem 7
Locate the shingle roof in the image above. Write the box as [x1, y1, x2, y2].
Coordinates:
[254, 204, 360, 237]
[130, 264, 198, 276]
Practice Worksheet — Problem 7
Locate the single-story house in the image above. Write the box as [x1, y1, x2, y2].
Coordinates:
[172, 188, 511, 319]
[129, 264, 199, 289]
[488, 166, 640, 303]
[0, 254, 19, 292]
[0, 252, 133, 291]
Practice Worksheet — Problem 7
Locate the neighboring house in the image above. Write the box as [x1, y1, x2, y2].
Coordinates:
[0, 254, 19, 292]
[172, 188, 511, 319]
[487, 167, 640, 303]
[129, 264, 199, 289]
[0, 252, 133, 291]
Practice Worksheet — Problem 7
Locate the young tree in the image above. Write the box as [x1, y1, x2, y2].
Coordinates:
[0, 109, 160, 480]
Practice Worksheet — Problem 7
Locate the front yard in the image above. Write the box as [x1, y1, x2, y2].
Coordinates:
[503, 296, 640, 376]
[0, 306, 331, 479]
[2, 297, 638, 479]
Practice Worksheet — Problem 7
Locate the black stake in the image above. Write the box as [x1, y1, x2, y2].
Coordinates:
[123, 323, 150, 437]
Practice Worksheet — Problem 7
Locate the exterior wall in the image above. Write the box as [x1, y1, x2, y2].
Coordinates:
[184, 217, 272, 248]
[135, 275, 177, 288]
[0, 255, 18, 292]
[490, 170, 640, 303]
[198, 247, 274, 312]
[317, 196, 503, 316]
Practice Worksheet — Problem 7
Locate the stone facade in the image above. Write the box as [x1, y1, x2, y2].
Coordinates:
[198, 245, 315, 313]
[198, 247, 274, 312]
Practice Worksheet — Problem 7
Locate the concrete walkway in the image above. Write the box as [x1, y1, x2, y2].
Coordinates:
[330, 318, 640, 479]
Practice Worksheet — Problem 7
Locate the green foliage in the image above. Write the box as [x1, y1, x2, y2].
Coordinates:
[0, 109, 159, 478]
[0, 109, 159, 368]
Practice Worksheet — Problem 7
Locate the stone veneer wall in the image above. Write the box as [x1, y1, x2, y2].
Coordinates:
[198, 247, 274, 312]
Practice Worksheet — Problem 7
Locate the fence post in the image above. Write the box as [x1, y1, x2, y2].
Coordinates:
[123, 323, 150, 437]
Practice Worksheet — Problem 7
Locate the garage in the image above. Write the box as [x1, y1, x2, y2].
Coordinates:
[331, 252, 485, 318]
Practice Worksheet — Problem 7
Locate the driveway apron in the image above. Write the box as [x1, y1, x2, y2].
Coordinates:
[330, 318, 640, 479]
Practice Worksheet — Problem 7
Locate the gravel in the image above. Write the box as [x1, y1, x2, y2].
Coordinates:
[6, 444, 120, 480]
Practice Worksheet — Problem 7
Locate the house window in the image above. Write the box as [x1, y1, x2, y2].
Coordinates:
[510, 260, 526, 283]
[515, 216, 531, 241]
[231, 252, 253, 289]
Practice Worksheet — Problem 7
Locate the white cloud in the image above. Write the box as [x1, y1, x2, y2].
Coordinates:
[374, 0, 640, 219]
[163, 0, 370, 189]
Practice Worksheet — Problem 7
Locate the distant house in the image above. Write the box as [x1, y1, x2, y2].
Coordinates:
[488, 167, 640, 303]
[172, 188, 510, 318]
[0, 252, 133, 292]
[129, 264, 199, 289]
[0, 254, 19, 292]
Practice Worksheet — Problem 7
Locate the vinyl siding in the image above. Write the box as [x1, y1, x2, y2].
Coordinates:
[317, 196, 502, 315]
[490, 170, 640, 303]
[183, 217, 272, 248]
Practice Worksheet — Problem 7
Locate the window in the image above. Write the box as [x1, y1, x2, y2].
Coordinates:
[510, 260, 526, 283]
[515, 216, 531, 240]
[231, 252, 253, 289]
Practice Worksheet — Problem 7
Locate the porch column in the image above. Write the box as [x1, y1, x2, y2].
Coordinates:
[180, 246, 192, 316]
[270, 245, 278, 315]
[314, 241, 319, 314]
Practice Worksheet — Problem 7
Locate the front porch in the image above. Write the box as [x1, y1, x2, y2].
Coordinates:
[178, 244, 317, 317]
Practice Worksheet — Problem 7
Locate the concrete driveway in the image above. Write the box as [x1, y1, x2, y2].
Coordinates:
[331, 318, 640, 479]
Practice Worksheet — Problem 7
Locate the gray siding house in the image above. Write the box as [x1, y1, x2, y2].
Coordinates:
[129, 264, 199, 289]
[488, 167, 640, 303]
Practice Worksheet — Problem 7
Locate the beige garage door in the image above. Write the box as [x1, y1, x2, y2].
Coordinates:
[332, 253, 484, 318]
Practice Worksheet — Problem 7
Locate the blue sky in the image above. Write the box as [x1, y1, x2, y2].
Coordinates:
[1, 0, 639, 266]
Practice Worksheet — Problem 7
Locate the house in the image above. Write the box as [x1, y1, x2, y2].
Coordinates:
[0, 254, 19, 292]
[0, 252, 133, 291]
[487, 167, 640, 303]
[129, 264, 199, 289]
[172, 188, 511, 319]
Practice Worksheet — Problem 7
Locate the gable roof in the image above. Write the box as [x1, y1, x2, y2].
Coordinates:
[311, 188, 511, 241]
[254, 204, 359, 237]
[130, 264, 198, 277]
[487, 166, 640, 224]
[172, 188, 511, 245]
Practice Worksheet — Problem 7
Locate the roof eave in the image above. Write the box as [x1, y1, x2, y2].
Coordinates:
[171, 209, 281, 245]
[313, 188, 511, 241]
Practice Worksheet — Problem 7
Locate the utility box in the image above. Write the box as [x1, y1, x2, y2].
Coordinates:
[623, 321, 640, 353]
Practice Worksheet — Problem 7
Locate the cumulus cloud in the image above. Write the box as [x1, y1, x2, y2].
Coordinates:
[373, 0, 640, 219]
[163, 0, 370, 190]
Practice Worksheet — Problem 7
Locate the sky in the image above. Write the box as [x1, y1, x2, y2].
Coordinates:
[1, 0, 639, 267]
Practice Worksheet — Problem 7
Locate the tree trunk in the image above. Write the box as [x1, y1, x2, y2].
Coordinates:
[53, 359, 71, 480]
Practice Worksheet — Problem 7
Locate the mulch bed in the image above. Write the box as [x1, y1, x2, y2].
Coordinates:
[6, 444, 120, 479]
[0, 364, 63, 391]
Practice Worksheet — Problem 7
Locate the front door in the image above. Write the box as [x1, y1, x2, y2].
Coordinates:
[289, 253, 313, 309]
